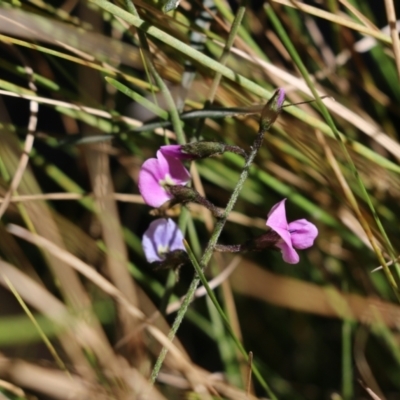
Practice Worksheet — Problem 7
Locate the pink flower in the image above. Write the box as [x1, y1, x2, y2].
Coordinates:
[266, 199, 318, 264]
[160, 144, 194, 160]
[138, 150, 191, 208]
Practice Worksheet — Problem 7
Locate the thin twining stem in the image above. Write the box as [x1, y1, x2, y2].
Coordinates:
[149, 88, 285, 384]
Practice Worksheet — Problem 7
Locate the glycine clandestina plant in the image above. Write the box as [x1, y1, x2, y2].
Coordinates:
[138, 88, 318, 266]
[141, 88, 319, 389]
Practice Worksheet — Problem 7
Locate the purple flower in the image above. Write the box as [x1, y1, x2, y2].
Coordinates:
[138, 150, 191, 208]
[160, 144, 194, 160]
[142, 218, 185, 263]
[266, 199, 318, 264]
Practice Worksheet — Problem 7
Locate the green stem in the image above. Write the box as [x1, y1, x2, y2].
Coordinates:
[196, 0, 247, 137]
[149, 267, 200, 383]
[184, 240, 277, 399]
[123, 0, 185, 144]
[341, 282, 353, 400]
[176, 0, 216, 113]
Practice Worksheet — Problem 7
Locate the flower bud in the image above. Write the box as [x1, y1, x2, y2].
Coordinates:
[260, 88, 285, 132]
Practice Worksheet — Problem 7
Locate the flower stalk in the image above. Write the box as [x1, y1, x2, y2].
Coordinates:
[161, 142, 247, 160]
[166, 185, 224, 218]
[215, 230, 281, 253]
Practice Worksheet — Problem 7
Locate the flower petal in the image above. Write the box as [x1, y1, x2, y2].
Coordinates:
[266, 199, 289, 231]
[288, 219, 318, 249]
[160, 144, 193, 160]
[142, 218, 185, 263]
[164, 219, 186, 252]
[142, 219, 165, 262]
[138, 157, 171, 208]
[276, 241, 299, 264]
[266, 198, 296, 261]
[156, 150, 191, 185]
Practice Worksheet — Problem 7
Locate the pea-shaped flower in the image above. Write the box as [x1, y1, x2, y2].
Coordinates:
[142, 218, 186, 263]
[138, 150, 191, 208]
[266, 199, 318, 264]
